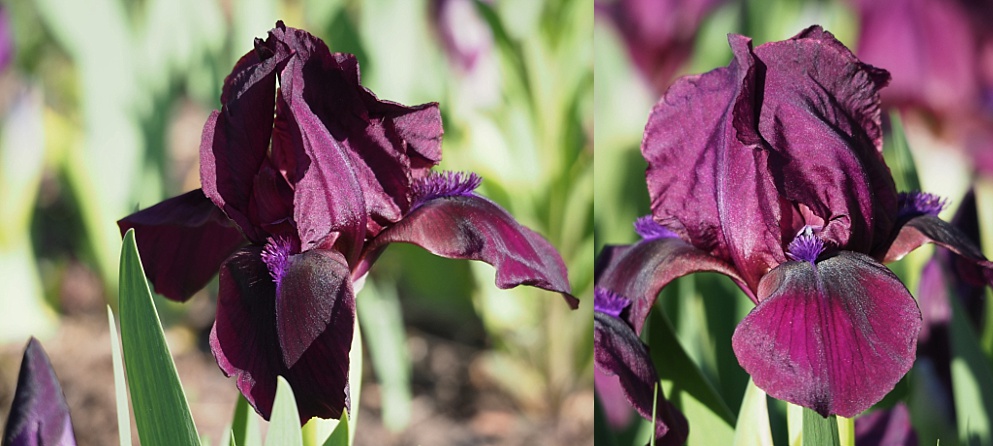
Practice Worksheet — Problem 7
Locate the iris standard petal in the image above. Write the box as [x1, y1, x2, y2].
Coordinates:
[200, 37, 290, 243]
[594, 312, 688, 446]
[275, 249, 354, 369]
[596, 237, 748, 333]
[362, 195, 577, 308]
[732, 251, 921, 417]
[210, 247, 353, 421]
[643, 33, 784, 291]
[753, 26, 896, 252]
[880, 215, 993, 286]
[117, 189, 246, 301]
[2, 338, 77, 446]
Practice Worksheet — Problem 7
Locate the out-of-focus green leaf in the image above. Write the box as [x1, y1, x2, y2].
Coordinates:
[950, 296, 993, 445]
[647, 308, 735, 446]
[321, 409, 349, 446]
[787, 401, 803, 446]
[118, 229, 200, 445]
[733, 379, 773, 446]
[230, 395, 261, 446]
[837, 416, 854, 446]
[266, 377, 303, 446]
[801, 409, 839, 446]
[593, 395, 619, 446]
[882, 111, 921, 192]
[356, 280, 411, 431]
[107, 306, 132, 446]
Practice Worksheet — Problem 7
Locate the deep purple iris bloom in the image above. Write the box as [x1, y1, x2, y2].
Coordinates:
[118, 22, 576, 422]
[2, 338, 77, 446]
[596, 26, 993, 425]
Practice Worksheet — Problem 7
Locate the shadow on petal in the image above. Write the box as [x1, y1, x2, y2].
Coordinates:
[732, 251, 921, 417]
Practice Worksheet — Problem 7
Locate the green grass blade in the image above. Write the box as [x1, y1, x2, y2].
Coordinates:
[265, 376, 303, 446]
[107, 306, 132, 446]
[950, 295, 993, 445]
[230, 395, 262, 446]
[321, 410, 349, 446]
[882, 111, 921, 192]
[118, 229, 200, 445]
[802, 408, 839, 446]
[733, 379, 773, 446]
[356, 281, 411, 431]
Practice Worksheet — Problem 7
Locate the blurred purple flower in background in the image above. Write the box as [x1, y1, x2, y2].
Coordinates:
[119, 22, 576, 422]
[0, 6, 13, 73]
[595, 0, 725, 93]
[1, 338, 77, 446]
[596, 26, 993, 421]
[854, 403, 919, 446]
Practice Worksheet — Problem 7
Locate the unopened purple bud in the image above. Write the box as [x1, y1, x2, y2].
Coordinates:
[261, 236, 293, 288]
[634, 215, 677, 241]
[787, 226, 825, 264]
[411, 171, 482, 208]
[897, 191, 948, 218]
[594, 287, 631, 318]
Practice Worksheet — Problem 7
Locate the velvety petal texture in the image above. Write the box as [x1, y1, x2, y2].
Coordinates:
[594, 312, 688, 446]
[117, 189, 246, 301]
[882, 214, 993, 286]
[732, 251, 921, 417]
[363, 195, 577, 308]
[210, 247, 354, 421]
[2, 338, 77, 446]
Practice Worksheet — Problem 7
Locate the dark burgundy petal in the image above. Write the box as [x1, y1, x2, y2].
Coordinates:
[594, 312, 688, 446]
[247, 158, 295, 239]
[596, 237, 749, 333]
[2, 338, 77, 446]
[732, 251, 921, 417]
[274, 51, 367, 258]
[200, 37, 291, 243]
[854, 403, 918, 446]
[362, 195, 577, 308]
[643, 33, 785, 292]
[210, 246, 354, 421]
[753, 26, 897, 252]
[880, 215, 993, 285]
[276, 249, 353, 368]
[117, 189, 246, 301]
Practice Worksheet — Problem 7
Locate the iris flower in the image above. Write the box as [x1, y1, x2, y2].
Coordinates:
[118, 22, 576, 422]
[596, 25, 993, 427]
[2, 338, 77, 446]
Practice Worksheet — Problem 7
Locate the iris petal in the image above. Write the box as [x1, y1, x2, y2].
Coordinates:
[594, 312, 688, 446]
[880, 215, 993, 286]
[732, 251, 921, 417]
[361, 195, 577, 308]
[117, 189, 246, 301]
[2, 338, 77, 446]
[210, 247, 353, 421]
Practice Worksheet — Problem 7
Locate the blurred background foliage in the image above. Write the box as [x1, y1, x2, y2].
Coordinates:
[0, 0, 592, 443]
[596, 0, 993, 445]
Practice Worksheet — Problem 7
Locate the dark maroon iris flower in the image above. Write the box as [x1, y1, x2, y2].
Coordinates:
[2, 338, 77, 446]
[596, 26, 993, 421]
[118, 22, 576, 422]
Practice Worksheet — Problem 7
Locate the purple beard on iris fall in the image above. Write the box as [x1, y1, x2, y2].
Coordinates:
[118, 21, 576, 423]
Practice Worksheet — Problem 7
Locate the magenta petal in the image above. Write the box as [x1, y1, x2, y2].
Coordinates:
[643, 33, 785, 291]
[753, 26, 897, 252]
[276, 249, 353, 368]
[732, 251, 921, 417]
[210, 247, 353, 421]
[117, 189, 246, 301]
[596, 237, 749, 333]
[2, 338, 77, 446]
[200, 40, 290, 243]
[363, 195, 577, 308]
[880, 215, 993, 286]
[594, 312, 688, 446]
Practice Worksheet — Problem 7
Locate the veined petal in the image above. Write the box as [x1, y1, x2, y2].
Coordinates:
[2, 338, 77, 446]
[276, 249, 354, 368]
[361, 195, 577, 308]
[117, 189, 246, 301]
[210, 247, 353, 421]
[200, 36, 291, 243]
[732, 251, 921, 417]
[753, 26, 897, 252]
[879, 214, 993, 286]
[596, 237, 749, 333]
[594, 312, 688, 446]
[643, 33, 784, 291]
